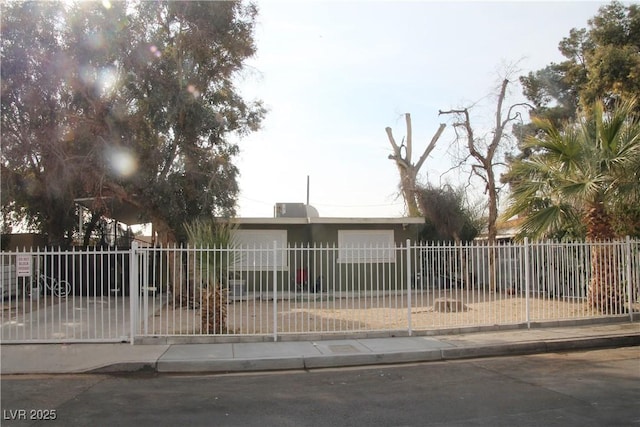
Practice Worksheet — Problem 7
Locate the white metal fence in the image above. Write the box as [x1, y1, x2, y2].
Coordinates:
[0, 247, 131, 343]
[1, 239, 638, 343]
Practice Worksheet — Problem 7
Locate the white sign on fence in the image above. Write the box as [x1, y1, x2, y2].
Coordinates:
[16, 255, 32, 277]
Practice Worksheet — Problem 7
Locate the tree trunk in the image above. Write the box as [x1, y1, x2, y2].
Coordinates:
[400, 168, 420, 217]
[585, 203, 622, 313]
[438, 79, 521, 292]
[201, 283, 227, 334]
[588, 244, 623, 314]
[45, 202, 74, 248]
[152, 216, 194, 307]
[457, 239, 472, 290]
[385, 114, 445, 217]
[486, 165, 499, 292]
[585, 203, 615, 241]
[82, 211, 102, 247]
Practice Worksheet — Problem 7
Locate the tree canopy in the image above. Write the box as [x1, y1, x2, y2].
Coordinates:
[520, 1, 640, 126]
[416, 183, 480, 242]
[1, 1, 265, 246]
[506, 1, 640, 239]
[504, 97, 640, 312]
[503, 98, 640, 241]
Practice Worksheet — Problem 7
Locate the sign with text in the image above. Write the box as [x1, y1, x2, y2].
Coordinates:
[16, 255, 32, 277]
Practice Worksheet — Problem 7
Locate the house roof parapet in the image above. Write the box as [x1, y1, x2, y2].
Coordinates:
[227, 217, 425, 225]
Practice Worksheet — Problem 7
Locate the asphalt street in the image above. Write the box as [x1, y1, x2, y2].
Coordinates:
[2, 346, 638, 427]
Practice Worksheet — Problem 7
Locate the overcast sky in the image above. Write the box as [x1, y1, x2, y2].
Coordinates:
[234, 0, 609, 218]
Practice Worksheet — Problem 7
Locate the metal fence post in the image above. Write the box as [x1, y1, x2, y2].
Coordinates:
[524, 237, 531, 328]
[406, 239, 412, 336]
[129, 241, 139, 345]
[625, 236, 633, 322]
[273, 240, 278, 342]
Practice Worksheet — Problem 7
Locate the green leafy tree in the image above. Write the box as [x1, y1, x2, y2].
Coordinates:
[115, 1, 265, 244]
[416, 183, 481, 291]
[520, 1, 640, 122]
[508, 2, 640, 238]
[1, 2, 89, 245]
[1, 1, 265, 246]
[504, 98, 640, 312]
[416, 184, 480, 242]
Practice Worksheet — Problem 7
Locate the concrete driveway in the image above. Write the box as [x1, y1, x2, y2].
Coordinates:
[1, 296, 135, 342]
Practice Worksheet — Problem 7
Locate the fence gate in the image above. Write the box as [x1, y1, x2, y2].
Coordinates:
[1, 247, 132, 343]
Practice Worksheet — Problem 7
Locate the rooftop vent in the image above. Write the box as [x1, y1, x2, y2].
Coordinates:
[274, 203, 319, 218]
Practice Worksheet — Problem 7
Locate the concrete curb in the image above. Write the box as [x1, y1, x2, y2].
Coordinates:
[96, 333, 640, 375]
[156, 357, 307, 373]
[307, 334, 640, 371]
[4, 323, 636, 375]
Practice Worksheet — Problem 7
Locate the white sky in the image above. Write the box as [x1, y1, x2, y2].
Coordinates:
[235, 0, 608, 218]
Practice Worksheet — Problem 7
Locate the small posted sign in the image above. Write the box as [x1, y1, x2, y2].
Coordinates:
[16, 255, 32, 277]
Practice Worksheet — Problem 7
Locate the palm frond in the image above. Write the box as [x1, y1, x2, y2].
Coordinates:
[516, 205, 562, 240]
[183, 217, 239, 284]
[505, 97, 640, 239]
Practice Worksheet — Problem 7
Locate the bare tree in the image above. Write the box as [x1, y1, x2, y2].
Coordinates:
[385, 113, 446, 216]
[439, 79, 531, 293]
[439, 79, 529, 243]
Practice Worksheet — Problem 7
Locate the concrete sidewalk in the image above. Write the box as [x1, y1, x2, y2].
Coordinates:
[1, 322, 638, 375]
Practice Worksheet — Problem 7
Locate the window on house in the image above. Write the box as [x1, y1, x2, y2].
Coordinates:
[231, 229, 287, 270]
[337, 230, 396, 263]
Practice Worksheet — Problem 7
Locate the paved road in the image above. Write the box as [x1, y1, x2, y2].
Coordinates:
[1, 347, 638, 427]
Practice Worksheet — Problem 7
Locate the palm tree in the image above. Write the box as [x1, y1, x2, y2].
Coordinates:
[504, 98, 640, 312]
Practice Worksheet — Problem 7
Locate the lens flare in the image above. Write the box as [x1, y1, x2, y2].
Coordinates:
[98, 66, 118, 94]
[106, 146, 138, 178]
[149, 45, 161, 58]
[79, 64, 96, 86]
[85, 32, 105, 50]
[187, 84, 200, 98]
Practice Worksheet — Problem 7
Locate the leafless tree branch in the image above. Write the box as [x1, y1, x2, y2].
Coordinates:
[386, 113, 446, 217]
[415, 123, 446, 172]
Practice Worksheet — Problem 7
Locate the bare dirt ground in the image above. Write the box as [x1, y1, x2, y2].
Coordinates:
[5, 290, 634, 340]
[142, 290, 627, 336]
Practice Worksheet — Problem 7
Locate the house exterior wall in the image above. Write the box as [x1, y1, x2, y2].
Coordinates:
[233, 222, 424, 247]
[308, 223, 422, 246]
[230, 220, 424, 293]
[234, 223, 310, 246]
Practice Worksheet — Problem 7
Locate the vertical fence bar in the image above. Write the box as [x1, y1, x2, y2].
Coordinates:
[406, 239, 412, 336]
[142, 248, 149, 335]
[524, 237, 531, 328]
[626, 236, 633, 322]
[129, 241, 139, 344]
[273, 241, 278, 342]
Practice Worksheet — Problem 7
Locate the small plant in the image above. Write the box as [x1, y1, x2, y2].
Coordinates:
[201, 280, 228, 334]
[183, 218, 238, 334]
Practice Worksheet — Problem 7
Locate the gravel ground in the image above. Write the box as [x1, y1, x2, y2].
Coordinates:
[144, 289, 620, 336]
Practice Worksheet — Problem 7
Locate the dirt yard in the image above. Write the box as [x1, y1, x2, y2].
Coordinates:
[142, 290, 615, 336]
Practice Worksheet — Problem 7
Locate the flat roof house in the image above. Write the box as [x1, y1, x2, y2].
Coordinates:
[230, 214, 425, 247]
[224, 203, 425, 294]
